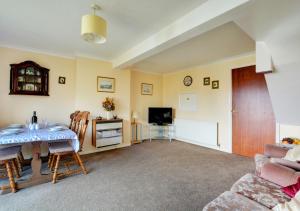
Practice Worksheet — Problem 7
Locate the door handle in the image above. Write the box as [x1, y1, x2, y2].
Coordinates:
[231, 110, 238, 113]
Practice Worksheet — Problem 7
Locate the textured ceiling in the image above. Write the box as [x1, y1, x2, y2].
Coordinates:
[0, 0, 207, 60]
[132, 22, 255, 73]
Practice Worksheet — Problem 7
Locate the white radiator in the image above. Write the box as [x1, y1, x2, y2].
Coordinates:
[174, 119, 218, 147]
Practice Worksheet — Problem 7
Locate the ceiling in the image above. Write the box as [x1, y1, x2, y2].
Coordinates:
[0, 0, 207, 60]
[235, 0, 300, 71]
[234, 0, 300, 125]
[132, 22, 255, 73]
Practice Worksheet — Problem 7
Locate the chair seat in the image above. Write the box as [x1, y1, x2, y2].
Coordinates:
[49, 142, 74, 154]
[0, 144, 22, 150]
[0, 146, 21, 161]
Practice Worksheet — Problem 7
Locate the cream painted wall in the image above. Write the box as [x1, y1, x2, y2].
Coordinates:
[0, 48, 134, 157]
[3, 47, 294, 157]
[162, 54, 256, 152]
[75, 57, 132, 154]
[0, 47, 76, 157]
[131, 71, 163, 122]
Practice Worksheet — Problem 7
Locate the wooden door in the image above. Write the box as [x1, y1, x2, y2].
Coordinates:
[232, 65, 275, 157]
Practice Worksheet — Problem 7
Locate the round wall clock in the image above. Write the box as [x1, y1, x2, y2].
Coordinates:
[183, 76, 193, 86]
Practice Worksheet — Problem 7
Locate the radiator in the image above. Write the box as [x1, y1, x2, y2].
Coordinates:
[174, 118, 218, 147]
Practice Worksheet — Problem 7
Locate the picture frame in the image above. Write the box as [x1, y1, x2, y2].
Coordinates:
[141, 83, 153, 95]
[97, 76, 115, 93]
[212, 80, 219, 89]
[203, 77, 210, 86]
[58, 76, 66, 84]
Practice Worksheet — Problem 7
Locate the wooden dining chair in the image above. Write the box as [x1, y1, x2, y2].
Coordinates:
[48, 110, 80, 168]
[0, 146, 23, 193]
[48, 111, 90, 183]
[69, 110, 80, 129]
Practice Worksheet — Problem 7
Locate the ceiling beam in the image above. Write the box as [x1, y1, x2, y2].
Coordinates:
[112, 0, 253, 69]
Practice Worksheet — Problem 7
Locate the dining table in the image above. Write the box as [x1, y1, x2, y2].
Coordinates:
[0, 124, 79, 193]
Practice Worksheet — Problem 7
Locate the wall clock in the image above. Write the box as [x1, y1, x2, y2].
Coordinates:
[183, 76, 193, 86]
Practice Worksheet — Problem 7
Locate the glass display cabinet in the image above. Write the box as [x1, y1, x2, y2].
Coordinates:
[9, 60, 49, 96]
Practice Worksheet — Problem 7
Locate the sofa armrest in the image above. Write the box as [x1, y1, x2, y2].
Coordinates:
[264, 144, 288, 158]
[271, 158, 300, 171]
[255, 154, 270, 176]
[260, 163, 300, 187]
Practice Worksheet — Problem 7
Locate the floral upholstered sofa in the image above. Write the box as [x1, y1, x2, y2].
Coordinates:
[203, 145, 299, 211]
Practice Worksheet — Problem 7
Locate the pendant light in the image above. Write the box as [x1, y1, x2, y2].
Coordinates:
[81, 4, 107, 44]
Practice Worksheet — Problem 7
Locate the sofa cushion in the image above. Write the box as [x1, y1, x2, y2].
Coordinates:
[271, 157, 300, 171]
[231, 173, 290, 209]
[282, 177, 300, 198]
[283, 145, 300, 162]
[261, 163, 300, 187]
[264, 144, 288, 158]
[203, 191, 269, 211]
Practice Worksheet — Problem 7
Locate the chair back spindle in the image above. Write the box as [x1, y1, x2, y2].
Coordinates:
[69, 111, 80, 130]
[71, 111, 90, 151]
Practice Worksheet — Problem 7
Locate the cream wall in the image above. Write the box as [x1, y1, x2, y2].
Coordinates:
[131, 71, 163, 122]
[0, 47, 163, 157]
[1, 47, 278, 156]
[0, 47, 76, 157]
[162, 54, 256, 152]
[0, 47, 76, 125]
[75, 57, 132, 154]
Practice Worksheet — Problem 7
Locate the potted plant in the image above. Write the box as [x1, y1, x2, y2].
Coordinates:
[102, 97, 115, 120]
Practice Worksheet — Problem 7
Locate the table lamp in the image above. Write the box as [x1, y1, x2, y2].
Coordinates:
[132, 111, 138, 124]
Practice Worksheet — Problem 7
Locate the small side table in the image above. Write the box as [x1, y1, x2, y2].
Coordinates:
[131, 122, 142, 144]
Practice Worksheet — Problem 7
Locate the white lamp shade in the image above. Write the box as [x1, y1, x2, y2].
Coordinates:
[81, 14, 107, 44]
[132, 111, 139, 119]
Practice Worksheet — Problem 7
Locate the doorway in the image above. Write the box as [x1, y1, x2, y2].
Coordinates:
[232, 65, 275, 157]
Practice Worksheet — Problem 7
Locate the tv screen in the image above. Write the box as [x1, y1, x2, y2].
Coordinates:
[148, 107, 173, 125]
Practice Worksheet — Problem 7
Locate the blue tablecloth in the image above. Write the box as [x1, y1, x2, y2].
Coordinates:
[0, 128, 79, 152]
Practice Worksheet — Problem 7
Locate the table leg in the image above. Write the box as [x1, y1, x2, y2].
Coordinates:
[31, 142, 42, 178]
[19, 142, 51, 186]
[11, 142, 51, 192]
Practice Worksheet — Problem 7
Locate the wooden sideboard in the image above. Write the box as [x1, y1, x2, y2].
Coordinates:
[92, 118, 123, 148]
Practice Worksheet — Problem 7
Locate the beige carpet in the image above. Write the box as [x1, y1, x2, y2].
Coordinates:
[0, 140, 254, 211]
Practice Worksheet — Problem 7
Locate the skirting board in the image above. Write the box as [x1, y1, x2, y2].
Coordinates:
[175, 137, 230, 153]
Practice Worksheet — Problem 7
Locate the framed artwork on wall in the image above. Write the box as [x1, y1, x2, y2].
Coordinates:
[58, 76, 66, 84]
[97, 76, 115, 93]
[212, 80, 219, 89]
[203, 77, 210, 86]
[141, 83, 153, 95]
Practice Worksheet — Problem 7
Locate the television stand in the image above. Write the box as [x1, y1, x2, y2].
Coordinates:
[148, 124, 175, 142]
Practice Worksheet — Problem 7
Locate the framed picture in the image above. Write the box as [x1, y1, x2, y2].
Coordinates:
[212, 80, 219, 89]
[58, 76, 66, 84]
[97, 76, 115, 93]
[141, 83, 153, 95]
[203, 77, 210, 86]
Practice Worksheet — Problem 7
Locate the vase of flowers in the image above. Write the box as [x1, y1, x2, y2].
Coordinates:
[102, 97, 115, 120]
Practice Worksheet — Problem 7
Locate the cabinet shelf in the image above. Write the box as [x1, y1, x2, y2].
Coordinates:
[96, 128, 122, 132]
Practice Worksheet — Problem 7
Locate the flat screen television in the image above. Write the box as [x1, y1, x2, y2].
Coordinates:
[148, 107, 173, 125]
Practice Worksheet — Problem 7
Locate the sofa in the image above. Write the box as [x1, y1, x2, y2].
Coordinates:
[203, 144, 299, 211]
